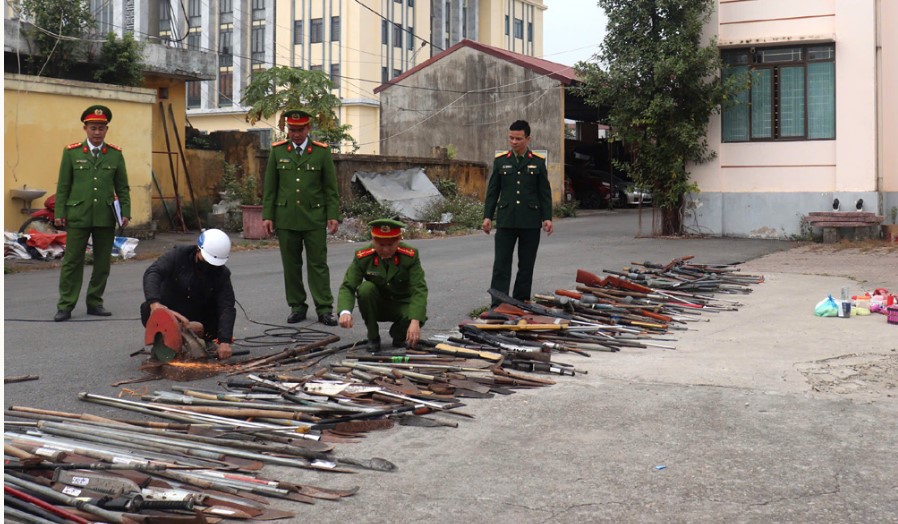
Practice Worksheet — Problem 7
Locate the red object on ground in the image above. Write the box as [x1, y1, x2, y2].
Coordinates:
[24, 231, 67, 249]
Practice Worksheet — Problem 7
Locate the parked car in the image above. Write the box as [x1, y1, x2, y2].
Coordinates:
[623, 184, 653, 207]
[566, 164, 645, 209]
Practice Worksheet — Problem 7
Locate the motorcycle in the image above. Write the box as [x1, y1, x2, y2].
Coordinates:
[19, 194, 61, 235]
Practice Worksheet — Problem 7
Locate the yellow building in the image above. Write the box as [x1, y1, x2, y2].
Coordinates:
[185, 1, 546, 154]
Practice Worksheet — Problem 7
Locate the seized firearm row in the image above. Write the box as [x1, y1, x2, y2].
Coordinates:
[4, 257, 762, 522]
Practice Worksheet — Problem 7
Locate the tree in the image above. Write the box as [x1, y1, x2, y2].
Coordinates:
[576, 0, 747, 235]
[241, 66, 358, 152]
[94, 32, 145, 87]
[18, 0, 95, 78]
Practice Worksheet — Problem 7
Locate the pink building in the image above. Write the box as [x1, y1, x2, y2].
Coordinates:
[688, 0, 897, 238]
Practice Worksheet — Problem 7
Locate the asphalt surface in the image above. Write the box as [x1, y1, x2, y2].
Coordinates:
[4, 208, 897, 523]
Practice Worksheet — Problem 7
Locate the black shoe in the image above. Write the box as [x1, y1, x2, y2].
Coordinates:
[391, 339, 407, 348]
[54, 310, 71, 322]
[87, 305, 112, 317]
[287, 311, 307, 324]
[366, 338, 382, 353]
[317, 312, 338, 326]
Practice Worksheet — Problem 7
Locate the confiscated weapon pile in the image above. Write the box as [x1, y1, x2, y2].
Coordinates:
[5, 256, 762, 522]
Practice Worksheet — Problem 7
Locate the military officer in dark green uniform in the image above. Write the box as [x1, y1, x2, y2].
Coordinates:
[337, 219, 428, 352]
[54, 105, 131, 322]
[262, 109, 340, 326]
[482, 120, 553, 307]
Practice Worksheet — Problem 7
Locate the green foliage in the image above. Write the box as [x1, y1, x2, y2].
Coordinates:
[890, 206, 898, 224]
[434, 178, 459, 198]
[18, 0, 94, 78]
[575, 0, 748, 235]
[445, 144, 458, 160]
[93, 32, 144, 86]
[468, 305, 490, 318]
[341, 195, 396, 225]
[221, 162, 242, 200]
[221, 162, 259, 205]
[241, 66, 358, 152]
[420, 195, 484, 230]
[553, 200, 579, 218]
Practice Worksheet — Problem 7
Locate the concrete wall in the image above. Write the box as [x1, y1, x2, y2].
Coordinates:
[4, 74, 156, 231]
[686, 0, 896, 238]
[379, 45, 564, 204]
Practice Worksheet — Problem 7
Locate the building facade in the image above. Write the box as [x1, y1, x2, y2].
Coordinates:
[181, 0, 546, 154]
[377, 40, 573, 206]
[688, 0, 897, 238]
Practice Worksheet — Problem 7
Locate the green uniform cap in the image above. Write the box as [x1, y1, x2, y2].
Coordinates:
[81, 105, 112, 124]
[283, 110, 313, 126]
[369, 218, 406, 238]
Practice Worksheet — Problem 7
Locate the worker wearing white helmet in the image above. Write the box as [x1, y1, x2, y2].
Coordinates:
[140, 229, 237, 360]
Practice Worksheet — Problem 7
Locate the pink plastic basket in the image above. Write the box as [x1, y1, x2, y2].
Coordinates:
[888, 305, 898, 325]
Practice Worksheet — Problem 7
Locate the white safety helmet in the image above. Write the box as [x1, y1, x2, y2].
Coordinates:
[197, 229, 231, 266]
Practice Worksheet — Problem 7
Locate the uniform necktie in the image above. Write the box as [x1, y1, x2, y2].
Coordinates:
[92, 148, 100, 158]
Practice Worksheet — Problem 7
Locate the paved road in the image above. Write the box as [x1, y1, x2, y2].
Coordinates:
[5, 209, 897, 523]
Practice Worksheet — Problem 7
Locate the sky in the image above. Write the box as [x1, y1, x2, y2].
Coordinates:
[541, 1, 608, 66]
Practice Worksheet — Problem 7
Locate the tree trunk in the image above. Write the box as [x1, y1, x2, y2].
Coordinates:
[661, 197, 683, 236]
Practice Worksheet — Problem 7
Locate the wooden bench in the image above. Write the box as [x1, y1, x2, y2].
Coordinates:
[803, 212, 884, 243]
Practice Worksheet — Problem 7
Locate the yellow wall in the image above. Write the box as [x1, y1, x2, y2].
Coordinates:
[4, 74, 157, 231]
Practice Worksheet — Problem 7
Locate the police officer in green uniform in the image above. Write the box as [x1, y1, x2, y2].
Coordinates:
[337, 219, 428, 352]
[54, 105, 131, 322]
[482, 120, 553, 307]
[262, 109, 340, 326]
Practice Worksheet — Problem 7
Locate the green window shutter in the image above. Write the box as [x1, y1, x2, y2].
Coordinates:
[722, 66, 749, 142]
[779, 66, 805, 137]
[751, 69, 772, 139]
[807, 61, 835, 139]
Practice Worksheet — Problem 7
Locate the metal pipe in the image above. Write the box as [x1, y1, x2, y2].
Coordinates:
[5, 473, 126, 523]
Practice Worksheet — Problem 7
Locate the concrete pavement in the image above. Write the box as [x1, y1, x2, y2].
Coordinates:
[4, 209, 897, 523]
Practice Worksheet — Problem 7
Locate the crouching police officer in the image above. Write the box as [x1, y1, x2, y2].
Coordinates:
[140, 229, 236, 360]
[337, 219, 428, 353]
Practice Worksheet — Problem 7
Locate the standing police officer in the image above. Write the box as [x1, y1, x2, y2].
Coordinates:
[262, 109, 340, 326]
[54, 105, 131, 322]
[482, 120, 553, 307]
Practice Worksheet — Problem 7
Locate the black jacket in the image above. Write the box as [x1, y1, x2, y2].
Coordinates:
[143, 245, 236, 341]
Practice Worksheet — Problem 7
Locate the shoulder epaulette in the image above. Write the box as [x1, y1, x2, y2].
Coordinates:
[356, 248, 375, 259]
[312, 140, 328, 148]
[495, 151, 510, 158]
[66, 142, 82, 150]
[397, 246, 415, 257]
[531, 151, 545, 159]
[106, 143, 121, 151]
[272, 140, 289, 147]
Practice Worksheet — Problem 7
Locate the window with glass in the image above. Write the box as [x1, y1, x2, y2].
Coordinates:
[407, 27, 414, 50]
[513, 18, 523, 39]
[722, 44, 835, 142]
[309, 18, 323, 43]
[382, 20, 388, 44]
[251, 26, 265, 63]
[394, 68, 401, 78]
[219, 72, 233, 107]
[504, 15, 509, 36]
[330, 64, 340, 89]
[188, 0, 201, 27]
[294, 20, 302, 44]
[528, 22, 533, 42]
[219, 29, 233, 67]
[187, 81, 201, 108]
[331, 16, 340, 41]
[251, 0, 265, 20]
[187, 32, 201, 50]
[382, 66, 388, 83]
[219, 0, 232, 24]
[393, 23, 402, 48]
[159, 1, 171, 33]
